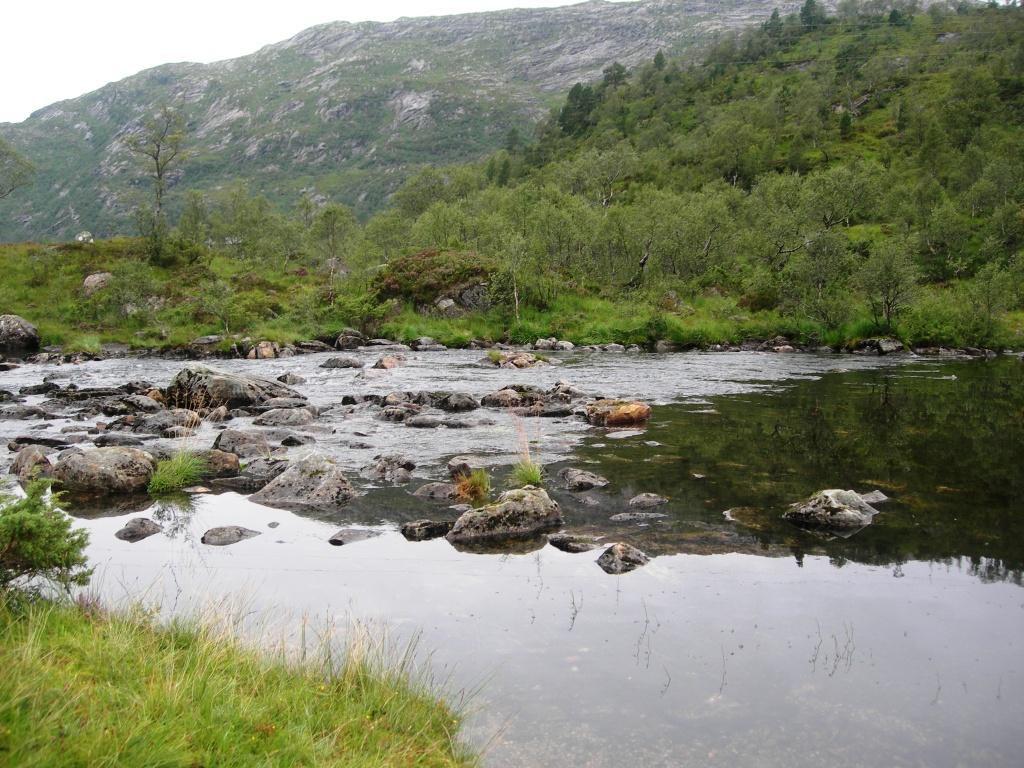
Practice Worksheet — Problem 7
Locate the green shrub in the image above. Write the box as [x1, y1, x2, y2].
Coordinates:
[374, 249, 494, 305]
[0, 482, 91, 595]
[149, 452, 207, 495]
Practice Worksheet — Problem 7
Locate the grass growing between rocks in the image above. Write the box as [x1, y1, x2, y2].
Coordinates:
[510, 462, 543, 487]
[148, 451, 207, 495]
[0, 599, 475, 768]
[454, 469, 491, 505]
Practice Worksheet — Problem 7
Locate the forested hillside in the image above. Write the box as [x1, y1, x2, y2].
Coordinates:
[1, 1, 1022, 352]
[0, 0, 794, 242]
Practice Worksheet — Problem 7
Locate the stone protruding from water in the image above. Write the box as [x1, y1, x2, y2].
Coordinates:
[401, 519, 454, 541]
[166, 364, 303, 409]
[585, 399, 652, 427]
[114, 518, 162, 542]
[50, 447, 156, 495]
[783, 489, 882, 530]
[558, 467, 609, 491]
[249, 452, 356, 512]
[446, 487, 562, 544]
[201, 526, 261, 546]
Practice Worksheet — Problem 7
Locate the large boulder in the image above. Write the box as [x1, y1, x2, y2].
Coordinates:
[212, 429, 272, 458]
[0, 315, 39, 356]
[585, 399, 652, 427]
[597, 542, 650, 574]
[165, 364, 302, 409]
[82, 272, 114, 297]
[10, 445, 52, 482]
[783, 489, 881, 530]
[50, 447, 156, 495]
[446, 487, 562, 544]
[249, 452, 356, 511]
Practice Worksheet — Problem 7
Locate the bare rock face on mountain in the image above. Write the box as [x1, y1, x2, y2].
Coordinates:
[0, 1, 802, 241]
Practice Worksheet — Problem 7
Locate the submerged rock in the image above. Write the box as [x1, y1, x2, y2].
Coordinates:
[558, 467, 609, 491]
[548, 533, 602, 553]
[362, 454, 416, 483]
[201, 526, 261, 546]
[166, 364, 302, 409]
[114, 518, 162, 543]
[628, 493, 669, 509]
[328, 528, 382, 546]
[596, 542, 650, 574]
[277, 372, 306, 385]
[446, 487, 562, 544]
[413, 482, 457, 500]
[783, 489, 882, 530]
[610, 511, 667, 522]
[50, 447, 156, 495]
[250, 452, 356, 511]
[401, 519, 454, 541]
[320, 356, 363, 369]
[585, 399, 652, 427]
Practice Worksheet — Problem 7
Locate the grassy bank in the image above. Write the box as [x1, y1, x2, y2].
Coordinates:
[0, 239, 1020, 354]
[0, 599, 474, 767]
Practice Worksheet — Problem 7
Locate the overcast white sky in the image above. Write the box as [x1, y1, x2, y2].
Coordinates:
[2, 0, 615, 124]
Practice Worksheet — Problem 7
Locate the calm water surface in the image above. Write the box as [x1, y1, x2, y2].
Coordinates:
[2, 350, 1022, 766]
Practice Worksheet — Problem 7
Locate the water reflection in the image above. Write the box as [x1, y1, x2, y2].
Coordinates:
[559, 358, 1023, 584]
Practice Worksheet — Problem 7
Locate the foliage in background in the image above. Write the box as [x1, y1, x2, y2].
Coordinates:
[0, 3, 1021, 351]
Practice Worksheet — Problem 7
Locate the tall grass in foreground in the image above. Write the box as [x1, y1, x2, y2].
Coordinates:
[148, 450, 207, 494]
[0, 598, 475, 767]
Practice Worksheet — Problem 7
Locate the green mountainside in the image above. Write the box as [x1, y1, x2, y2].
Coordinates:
[0, 0, 798, 242]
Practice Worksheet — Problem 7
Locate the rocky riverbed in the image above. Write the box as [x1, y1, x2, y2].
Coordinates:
[2, 345, 1023, 767]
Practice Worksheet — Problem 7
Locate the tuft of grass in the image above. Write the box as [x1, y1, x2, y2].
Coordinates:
[0, 598, 475, 767]
[486, 349, 502, 364]
[510, 461, 543, 487]
[455, 469, 491, 504]
[148, 451, 207, 495]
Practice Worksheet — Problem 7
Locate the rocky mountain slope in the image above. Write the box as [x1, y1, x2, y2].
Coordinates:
[0, 0, 799, 241]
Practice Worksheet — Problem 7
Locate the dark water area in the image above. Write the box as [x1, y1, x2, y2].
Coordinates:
[2, 350, 1022, 766]
[563, 357, 1024, 585]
